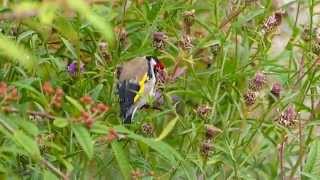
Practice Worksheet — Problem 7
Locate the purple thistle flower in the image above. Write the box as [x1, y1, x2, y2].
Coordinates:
[249, 72, 267, 91]
[67, 61, 84, 76]
[271, 82, 282, 98]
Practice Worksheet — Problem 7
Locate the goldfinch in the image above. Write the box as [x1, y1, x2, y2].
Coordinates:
[116, 56, 164, 123]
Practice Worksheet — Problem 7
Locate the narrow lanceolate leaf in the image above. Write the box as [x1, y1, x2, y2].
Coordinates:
[156, 116, 179, 141]
[61, 37, 78, 59]
[66, 96, 84, 112]
[111, 141, 132, 180]
[114, 126, 183, 165]
[53, 117, 69, 128]
[13, 130, 41, 160]
[72, 125, 94, 159]
[0, 34, 36, 71]
[43, 170, 59, 180]
[303, 140, 320, 178]
[67, 0, 115, 47]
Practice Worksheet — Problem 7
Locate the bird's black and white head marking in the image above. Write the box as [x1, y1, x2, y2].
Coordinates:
[146, 56, 158, 78]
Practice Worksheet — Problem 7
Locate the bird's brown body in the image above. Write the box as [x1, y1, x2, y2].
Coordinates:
[116, 56, 162, 123]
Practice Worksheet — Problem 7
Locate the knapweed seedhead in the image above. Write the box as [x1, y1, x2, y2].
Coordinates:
[67, 61, 84, 76]
[312, 41, 320, 55]
[99, 41, 111, 62]
[153, 31, 167, 50]
[249, 72, 267, 91]
[205, 124, 222, 140]
[278, 106, 297, 127]
[99, 41, 108, 52]
[196, 105, 212, 119]
[262, 10, 284, 34]
[210, 43, 221, 57]
[180, 34, 193, 50]
[183, 9, 195, 27]
[243, 90, 257, 106]
[200, 141, 213, 157]
[115, 26, 128, 46]
[141, 123, 154, 136]
[271, 82, 282, 98]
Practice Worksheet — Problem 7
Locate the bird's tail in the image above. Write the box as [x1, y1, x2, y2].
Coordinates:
[117, 81, 140, 123]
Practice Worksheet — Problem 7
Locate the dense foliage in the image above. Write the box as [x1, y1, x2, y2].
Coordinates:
[0, 0, 319, 179]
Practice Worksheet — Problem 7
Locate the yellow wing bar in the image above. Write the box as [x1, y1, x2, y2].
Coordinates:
[134, 73, 148, 102]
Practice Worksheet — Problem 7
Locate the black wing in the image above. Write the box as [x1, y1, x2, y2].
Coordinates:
[117, 80, 140, 123]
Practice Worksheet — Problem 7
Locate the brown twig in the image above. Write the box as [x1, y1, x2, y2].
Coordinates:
[279, 135, 287, 180]
[0, 117, 67, 179]
[0, 11, 38, 21]
[41, 159, 69, 180]
[219, 6, 246, 32]
[3, 107, 55, 120]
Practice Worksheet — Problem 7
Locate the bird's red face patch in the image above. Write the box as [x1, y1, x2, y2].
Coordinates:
[155, 60, 165, 83]
[155, 61, 164, 71]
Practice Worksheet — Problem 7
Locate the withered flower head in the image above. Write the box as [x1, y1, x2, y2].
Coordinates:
[205, 124, 222, 140]
[115, 26, 128, 45]
[153, 31, 167, 50]
[141, 123, 154, 136]
[180, 34, 193, 50]
[99, 41, 108, 51]
[278, 106, 297, 127]
[248, 72, 267, 91]
[262, 10, 285, 34]
[196, 105, 212, 119]
[210, 43, 221, 57]
[200, 141, 213, 157]
[183, 9, 195, 27]
[243, 90, 257, 106]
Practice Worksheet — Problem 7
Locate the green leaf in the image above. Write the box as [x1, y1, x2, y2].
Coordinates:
[67, 0, 115, 47]
[66, 96, 84, 112]
[43, 170, 59, 180]
[13, 130, 41, 160]
[18, 119, 39, 137]
[0, 34, 37, 71]
[156, 116, 179, 141]
[114, 126, 183, 165]
[54, 16, 78, 42]
[53, 118, 69, 128]
[17, 30, 35, 43]
[72, 125, 93, 159]
[303, 140, 320, 179]
[111, 141, 132, 180]
[89, 84, 103, 100]
[90, 122, 108, 134]
[61, 37, 78, 59]
[12, 81, 48, 106]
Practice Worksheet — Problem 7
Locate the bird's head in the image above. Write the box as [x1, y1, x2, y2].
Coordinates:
[146, 56, 165, 81]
